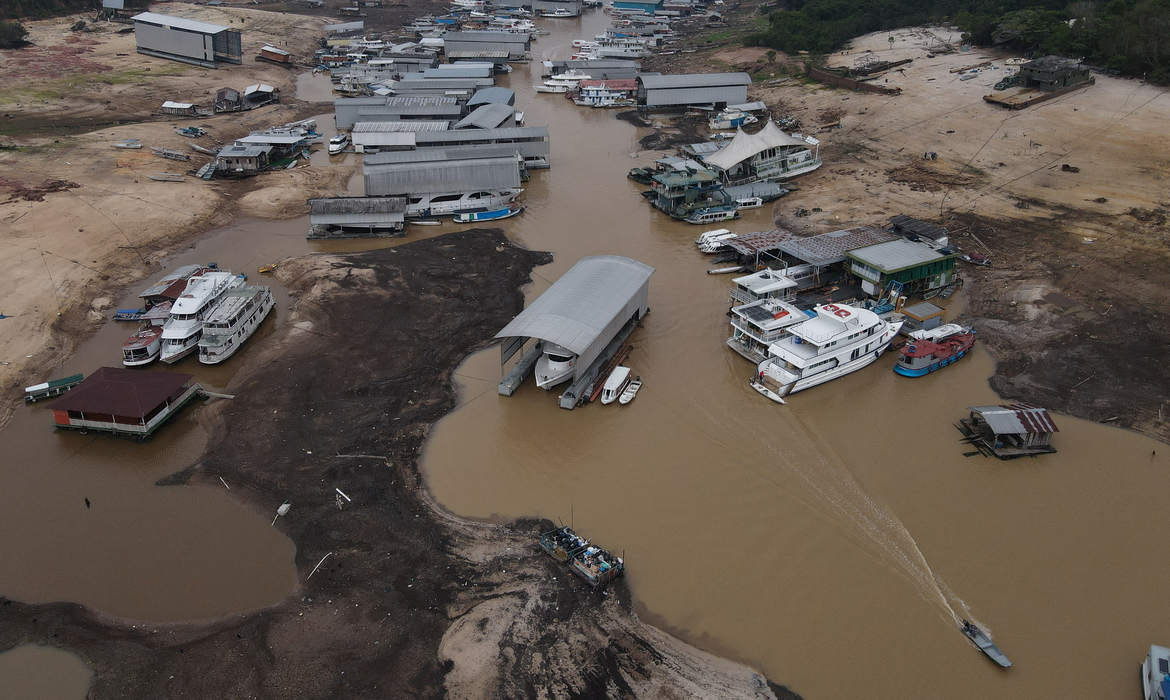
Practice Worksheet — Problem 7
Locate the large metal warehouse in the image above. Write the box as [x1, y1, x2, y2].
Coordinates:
[636, 73, 751, 107]
[442, 31, 530, 59]
[363, 157, 522, 196]
[132, 12, 241, 68]
[495, 256, 654, 408]
[414, 126, 550, 167]
[357, 103, 466, 122]
[364, 144, 523, 167]
[307, 196, 406, 239]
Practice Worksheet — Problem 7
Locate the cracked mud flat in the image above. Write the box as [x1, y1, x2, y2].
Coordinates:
[0, 230, 795, 699]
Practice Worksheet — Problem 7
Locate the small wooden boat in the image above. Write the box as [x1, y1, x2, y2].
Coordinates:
[707, 265, 745, 275]
[151, 147, 191, 162]
[148, 173, 185, 182]
[618, 376, 641, 404]
[174, 126, 206, 138]
[190, 143, 218, 156]
[113, 139, 142, 149]
[112, 308, 147, 321]
[453, 204, 524, 224]
[961, 620, 1011, 668]
[258, 263, 278, 274]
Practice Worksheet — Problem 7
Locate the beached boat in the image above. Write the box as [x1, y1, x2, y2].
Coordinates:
[618, 375, 641, 404]
[751, 303, 902, 402]
[962, 620, 1011, 668]
[685, 205, 740, 225]
[538, 526, 589, 562]
[258, 263, 278, 274]
[407, 188, 522, 218]
[121, 326, 164, 366]
[709, 109, 758, 130]
[600, 366, 632, 404]
[453, 204, 524, 223]
[159, 270, 245, 363]
[148, 173, 185, 182]
[190, 143, 218, 156]
[1142, 645, 1170, 700]
[894, 329, 976, 377]
[328, 133, 349, 155]
[569, 543, 623, 589]
[113, 139, 142, 149]
[535, 342, 576, 389]
[174, 126, 206, 138]
[198, 285, 275, 364]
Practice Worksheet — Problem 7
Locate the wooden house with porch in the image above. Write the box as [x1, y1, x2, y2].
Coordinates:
[959, 404, 1059, 459]
[49, 367, 202, 441]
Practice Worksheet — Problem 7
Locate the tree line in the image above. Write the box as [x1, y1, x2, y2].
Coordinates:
[745, 0, 1170, 84]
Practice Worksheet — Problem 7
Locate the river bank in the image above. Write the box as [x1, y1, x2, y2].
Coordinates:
[0, 230, 790, 699]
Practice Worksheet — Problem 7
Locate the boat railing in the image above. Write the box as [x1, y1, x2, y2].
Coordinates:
[730, 317, 790, 343]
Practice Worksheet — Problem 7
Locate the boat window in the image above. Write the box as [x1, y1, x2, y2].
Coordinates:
[431, 193, 463, 203]
[548, 354, 573, 363]
[1161, 658, 1169, 674]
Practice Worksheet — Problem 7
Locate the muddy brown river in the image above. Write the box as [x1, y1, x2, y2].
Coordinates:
[1, 11, 1166, 699]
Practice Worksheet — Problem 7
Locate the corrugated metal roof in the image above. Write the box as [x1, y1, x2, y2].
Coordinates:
[218, 145, 272, 157]
[235, 133, 306, 146]
[50, 367, 193, 417]
[350, 132, 417, 147]
[132, 11, 228, 34]
[395, 77, 493, 88]
[352, 121, 449, 132]
[364, 157, 522, 195]
[414, 125, 549, 143]
[421, 65, 493, 79]
[447, 50, 511, 59]
[889, 214, 950, 241]
[161, 101, 195, 110]
[308, 197, 405, 215]
[468, 87, 516, 106]
[454, 103, 515, 129]
[545, 59, 641, 69]
[725, 230, 796, 256]
[358, 104, 464, 117]
[443, 31, 531, 44]
[495, 256, 655, 355]
[324, 21, 364, 32]
[364, 144, 521, 165]
[847, 238, 950, 273]
[638, 72, 751, 89]
[643, 85, 750, 107]
[967, 404, 1060, 435]
[384, 95, 457, 106]
[778, 225, 898, 267]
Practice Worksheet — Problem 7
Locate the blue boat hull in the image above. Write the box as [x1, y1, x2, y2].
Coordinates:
[894, 347, 970, 377]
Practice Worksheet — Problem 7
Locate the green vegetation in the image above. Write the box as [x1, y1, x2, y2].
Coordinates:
[745, 0, 1170, 83]
[0, 21, 29, 48]
[1, 0, 147, 21]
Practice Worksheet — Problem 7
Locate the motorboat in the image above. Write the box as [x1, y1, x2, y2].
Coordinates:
[572, 39, 600, 49]
[735, 196, 764, 209]
[618, 375, 642, 404]
[545, 7, 574, 16]
[961, 620, 1011, 668]
[894, 329, 976, 377]
[198, 286, 275, 365]
[407, 188, 522, 217]
[908, 323, 965, 341]
[709, 108, 758, 130]
[684, 205, 740, 225]
[534, 70, 591, 93]
[113, 139, 142, 149]
[121, 326, 164, 366]
[453, 204, 524, 223]
[751, 302, 902, 402]
[327, 133, 349, 155]
[695, 228, 737, 253]
[535, 342, 576, 389]
[1142, 645, 1170, 700]
[695, 227, 733, 246]
[600, 366, 632, 404]
[159, 270, 245, 363]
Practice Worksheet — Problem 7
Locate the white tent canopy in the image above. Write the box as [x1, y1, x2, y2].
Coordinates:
[703, 121, 811, 171]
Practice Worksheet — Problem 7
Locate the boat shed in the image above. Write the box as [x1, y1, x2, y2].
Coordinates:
[132, 12, 242, 69]
[468, 87, 516, 107]
[636, 73, 751, 107]
[49, 367, 202, 440]
[364, 156, 522, 196]
[613, 0, 664, 13]
[534, 0, 582, 15]
[414, 126, 551, 167]
[443, 31, 530, 59]
[495, 256, 654, 408]
[453, 103, 516, 129]
[545, 59, 642, 79]
[308, 196, 406, 239]
[447, 50, 511, 68]
[364, 143, 523, 166]
[357, 103, 466, 122]
[960, 404, 1059, 459]
[420, 64, 494, 79]
[846, 238, 958, 295]
[323, 20, 364, 34]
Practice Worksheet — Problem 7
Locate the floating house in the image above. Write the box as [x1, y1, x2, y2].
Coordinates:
[1018, 56, 1092, 92]
[648, 167, 728, 220]
[161, 100, 200, 117]
[845, 238, 958, 296]
[888, 215, 950, 245]
[258, 45, 293, 64]
[132, 12, 241, 69]
[636, 73, 751, 108]
[49, 367, 202, 441]
[959, 404, 1059, 459]
[701, 122, 822, 184]
[496, 256, 654, 409]
[308, 196, 406, 239]
[215, 144, 272, 174]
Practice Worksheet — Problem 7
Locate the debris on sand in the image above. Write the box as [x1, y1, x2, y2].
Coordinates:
[0, 177, 81, 203]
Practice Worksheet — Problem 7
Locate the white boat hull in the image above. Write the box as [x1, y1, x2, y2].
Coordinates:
[159, 336, 200, 364]
[755, 325, 900, 398]
[535, 348, 576, 390]
[199, 291, 275, 365]
[534, 85, 569, 93]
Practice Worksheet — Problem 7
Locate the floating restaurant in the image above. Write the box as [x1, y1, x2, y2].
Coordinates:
[49, 368, 203, 441]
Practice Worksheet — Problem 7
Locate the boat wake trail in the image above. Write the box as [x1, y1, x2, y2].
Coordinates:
[692, 400, 975, 628]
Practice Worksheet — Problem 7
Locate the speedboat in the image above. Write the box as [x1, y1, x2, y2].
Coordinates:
[327, 133, 348, 155]
[453, 204, 524, 223]
[1142, 645, 1170, 700]
[545, 7, 573, 16]
[751, 303, 902, 402]
[600, 366, 632, 404]
[961, 620, 1011, 668]
[159, 270, 245, 363]
[535, 342, 576, 389]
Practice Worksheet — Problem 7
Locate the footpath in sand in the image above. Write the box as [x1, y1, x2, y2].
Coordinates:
[0, 4, 351, 423]
[648, 24, 1170, 441]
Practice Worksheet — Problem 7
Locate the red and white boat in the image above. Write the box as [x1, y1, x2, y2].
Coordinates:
[121, 326, 165, 366]
[894, 328, 976, 377]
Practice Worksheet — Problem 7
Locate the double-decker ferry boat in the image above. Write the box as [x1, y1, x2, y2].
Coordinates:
[751, 303, 902, 402]
[198, 286, 275, 365]
[159, 270, 245, 363]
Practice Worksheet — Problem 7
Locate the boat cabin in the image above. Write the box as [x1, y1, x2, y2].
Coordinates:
[1143, 645, 1170, 700]
[900, 301, 946, 336]
[959, 404, 1059, 459]
[728, 297, 812, 363]
[601, 366, 632, 403]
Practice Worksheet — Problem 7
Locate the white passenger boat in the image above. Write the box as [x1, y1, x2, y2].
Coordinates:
[327, 133, 348, 155]
[600, 366, 632, 404]
[751, 302, 902, 402]
[1142, 644, 1170, 700]
[407, 188, 522, 217]
[535, 342, 577, 389]
[159, 270, 245, 363]
[618, 375, 641, 404]
[534, 70, 591, 93]
[198, 285, 275, 364]
[695, 228, 738, 253]
[734, 196, 764, 209]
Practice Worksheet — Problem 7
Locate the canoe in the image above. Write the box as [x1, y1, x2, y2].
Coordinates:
[962, 621, 1011, 668]
[618, 376, 641, 404]
[113, 140, 142, 149]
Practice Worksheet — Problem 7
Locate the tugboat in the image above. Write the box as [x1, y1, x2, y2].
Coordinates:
[961, 620, 1011, 668]
[894, 328, 976, 377]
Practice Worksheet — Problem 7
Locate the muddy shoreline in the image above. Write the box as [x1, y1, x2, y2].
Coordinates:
[0, 230, 793, 698]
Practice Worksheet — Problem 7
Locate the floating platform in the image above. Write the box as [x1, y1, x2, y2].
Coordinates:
[983, 79, 1094, 110]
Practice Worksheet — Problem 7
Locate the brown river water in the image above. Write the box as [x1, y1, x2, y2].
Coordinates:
[1, 12, 1166, 699]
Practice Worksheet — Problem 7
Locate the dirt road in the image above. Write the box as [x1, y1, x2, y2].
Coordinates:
[0, 230, 793, 699]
